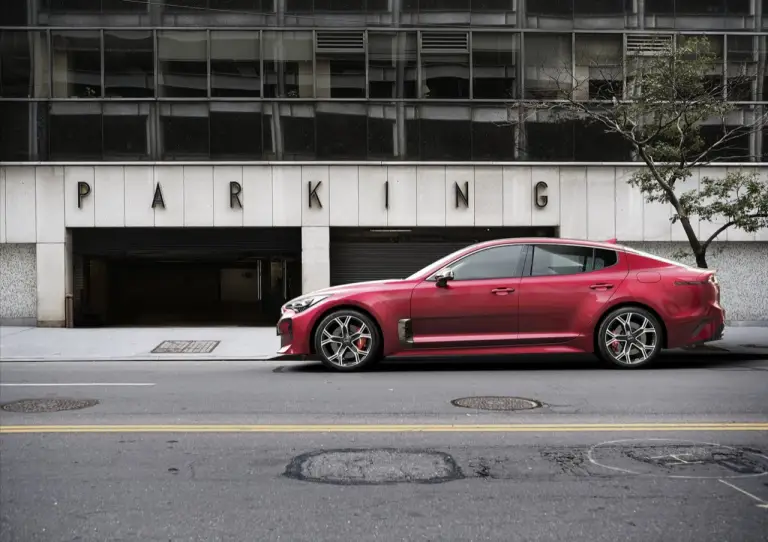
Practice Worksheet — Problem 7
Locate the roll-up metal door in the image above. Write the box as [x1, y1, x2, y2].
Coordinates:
[330, 241, 469, 286]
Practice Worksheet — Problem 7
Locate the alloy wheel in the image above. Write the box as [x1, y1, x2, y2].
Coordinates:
[604, 312, 658, 366]
[319, 315, 373, 368]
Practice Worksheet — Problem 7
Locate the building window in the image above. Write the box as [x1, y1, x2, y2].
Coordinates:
[471, 0, 515, 11]
[525, 117, 574, 160]
[51, 30, 101, 98]
[1, 30, 49, 98]
[160, 103, 210, 159]
[367, 103, 396, 159]
[316, 102, 368, 159]
[421, 32, 470, 99]
[48, 102, 102, 160]
[103, 102, 150, 160]
[286, 0, 313, 10]
[472, 32, 519, 99]
[524, 33, 572, 99]
[104, 31, 154, 98]
[727, 35, 756, 102]
[0, 103, 32, 160]
[263, 31, 314, 98]
[526, 0, 572, 16]
[574, 34, 623, 100]
[210, 102, 264, 159]
[368, 32, 418, 99]
[472, 107, 516, 160]
[315, 32, 366, 98]
[211, 31, 261, 98]
[158, 31, 208, 98]
[43, 0, 147, 12]
[263, 103, 315, 159]
[574, 0, 627, 15]
[419, 105, 472, 160]
[0, 0, 29, 25]
[573, 119, 632, 161]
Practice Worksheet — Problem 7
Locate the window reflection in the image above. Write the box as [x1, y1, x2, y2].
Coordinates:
[316, 32, 366, 98]
[52, 30, 101, 98]
[104, 31, 154, 98]
[367, 103, 397, 159]
[264, 32, 314, 98]
[574, 34, 622, 100]
[211, 31, 261, 98]
[524, 33, 572, 99]
[160, 102, 210, 159]
[159, 31, 208, 98]
[472, 32, 519, 99]
[0, 103, 32, 160]
[368, 32, 418, 99]
[316, 102, 367, 158]
[0, 30, 49, 98]
[418, 105, 471, 160]
[103, 102, 150, 160]
[472, 107, 516, 160]
[210, 102, 264, 159]
[727, 35, 756, 102]
[49, 102, 102, 160]
[263, 103, 315, 159]
[421, 32, 470, 99]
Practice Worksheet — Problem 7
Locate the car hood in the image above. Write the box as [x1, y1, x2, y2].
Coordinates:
[311, 279, 403, 296]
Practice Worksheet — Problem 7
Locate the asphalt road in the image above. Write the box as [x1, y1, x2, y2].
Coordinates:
[2, 352, 768, 542]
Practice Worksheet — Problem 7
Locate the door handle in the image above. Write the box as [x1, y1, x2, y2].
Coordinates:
[589, 283, 614, 290]
[491, 287, 516, 295]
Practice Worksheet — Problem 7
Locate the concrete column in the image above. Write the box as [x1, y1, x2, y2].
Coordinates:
[301, 226, 330, 295]
[36, 242, 67, 327]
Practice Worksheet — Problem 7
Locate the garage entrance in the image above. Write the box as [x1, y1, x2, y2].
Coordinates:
[71, 228, 301, 327]
[330, 227, 558, 286]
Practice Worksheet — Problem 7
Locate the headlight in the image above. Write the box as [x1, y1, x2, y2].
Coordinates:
[282, 294, 330, 314]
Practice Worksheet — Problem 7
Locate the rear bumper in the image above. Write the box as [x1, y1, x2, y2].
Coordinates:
[676, 306, 726, 348]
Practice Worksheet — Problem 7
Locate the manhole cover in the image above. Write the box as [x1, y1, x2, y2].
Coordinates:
[284, 448, 463, 485]
[451, 396, 541, 411]
[151, 340, 220, 354]
[588, 438, 768, 479]
[1, 398, 99, 413]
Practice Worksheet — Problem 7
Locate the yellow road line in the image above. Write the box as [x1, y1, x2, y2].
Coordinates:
[1, 422, 768, 434]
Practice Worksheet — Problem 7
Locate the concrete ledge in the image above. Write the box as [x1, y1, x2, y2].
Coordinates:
[726, 320, 768, 327]
[0, 318, 37, 326]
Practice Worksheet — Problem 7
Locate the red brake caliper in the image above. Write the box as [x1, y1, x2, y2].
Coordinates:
[609, 326, 622, 353]
[355, 337, 368, 350]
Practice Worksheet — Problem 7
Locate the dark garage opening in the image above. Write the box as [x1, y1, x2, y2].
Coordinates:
[330, 226, 558, 286]
[71, 228, 302, 327]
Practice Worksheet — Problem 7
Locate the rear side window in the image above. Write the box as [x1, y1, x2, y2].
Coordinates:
[530, 245, 618, 276]
[449, 244, 525, 280]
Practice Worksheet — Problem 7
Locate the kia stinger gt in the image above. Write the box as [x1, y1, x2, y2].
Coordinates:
[276, 238, 725, 371]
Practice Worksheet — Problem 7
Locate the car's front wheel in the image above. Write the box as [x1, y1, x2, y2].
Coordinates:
[314, 309, 381, 371]
[596, 307, 663, 369]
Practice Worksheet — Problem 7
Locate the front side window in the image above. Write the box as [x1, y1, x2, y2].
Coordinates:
[448, 244, 525, 280]
[530, 245, 617, 276]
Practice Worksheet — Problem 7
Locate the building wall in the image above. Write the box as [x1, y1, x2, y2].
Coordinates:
[0, 244, 37, 326]
[1, 163, 766, 325]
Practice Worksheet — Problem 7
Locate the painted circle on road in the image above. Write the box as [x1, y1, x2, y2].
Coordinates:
[587, 438, 768, 480]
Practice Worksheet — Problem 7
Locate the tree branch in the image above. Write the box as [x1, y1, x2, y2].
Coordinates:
[702, 214, 768, 250]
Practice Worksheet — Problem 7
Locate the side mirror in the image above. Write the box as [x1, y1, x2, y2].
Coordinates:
[434, 268, 454, 288]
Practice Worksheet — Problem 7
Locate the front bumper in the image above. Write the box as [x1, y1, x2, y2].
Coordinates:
[276, 310, 313, 357]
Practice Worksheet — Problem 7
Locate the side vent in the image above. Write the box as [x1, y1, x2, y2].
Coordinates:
[315, 31, 365, 53]
[420, 32, 469, 53]
[626, 34, 673, 57]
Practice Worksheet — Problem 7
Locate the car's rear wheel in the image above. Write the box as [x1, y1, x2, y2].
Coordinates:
[314, 309, 381, 372]
[596, 307, 663, 369]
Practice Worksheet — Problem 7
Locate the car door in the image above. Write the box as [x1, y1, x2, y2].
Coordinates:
[516, 244, 628, 344]
[409, 244, 527, 349]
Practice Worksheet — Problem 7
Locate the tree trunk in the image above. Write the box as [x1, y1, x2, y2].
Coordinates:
[694, 250, 708, 269]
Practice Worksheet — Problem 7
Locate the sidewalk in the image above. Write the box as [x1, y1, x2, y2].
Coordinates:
[1, 325, 766, 362]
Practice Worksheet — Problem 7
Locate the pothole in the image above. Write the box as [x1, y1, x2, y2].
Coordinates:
[0, 398, 99, 413]
[588, 439, 768, 479]
[451, 396, 541, 411]
[283, 448, 464, 485]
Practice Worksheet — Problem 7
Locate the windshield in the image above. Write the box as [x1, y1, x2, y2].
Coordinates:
[405, 246, 470, 280]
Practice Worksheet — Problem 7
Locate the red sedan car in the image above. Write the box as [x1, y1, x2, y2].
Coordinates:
[276, 238, 725, 371]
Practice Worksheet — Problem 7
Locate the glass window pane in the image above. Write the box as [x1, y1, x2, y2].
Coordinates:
[525, 111, 574, 160]
[210, 102, 263, 159]
[472, 0, 514, 10]
[367, 103, 396, 159]
[104, 31, 154, 98]
[264, 31, 314, 98]
[160, 103, 210, 159]
[472, 32, 519, 99]
[52, 30, 101, 98]
[675, 0, 726, 14]
[472, 107, 516, 160]
[1, 30, 49, 98]
[286, 0, 313, 10]
[368, 32, 417, 99]
[524, 33, 572, 99]
[316, 32, 366, 98]
[211, 31, 261, 98]
[316, 103, 367, 158]
[574, 0, 625, 14]
[760, 37, 768, 101]
[101, 0, 149, 11]
[49, 102, 102, 160]
[451, 245, 524, 280]
[421, 32, 470, 99]
[419, 105, 471, 160]
[0, 0, 30, 25]
[574, 34, 623, 100]
[531, 244, 594, 276]
[313, 0, 366, 10]
[263, 103, 315, 159]
[526, 0, 572, 15]
[727, 35, 756, 102]
[103, 102, 150, 160]
[0, 103, 32, 160]
[419, 0, 470, 9]
[594, 249, 618, 269]
[574, 119, 632, 160]
[158, 31, 207, 98]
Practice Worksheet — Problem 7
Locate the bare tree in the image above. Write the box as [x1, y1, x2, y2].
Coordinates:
[522, 35, 768, 268]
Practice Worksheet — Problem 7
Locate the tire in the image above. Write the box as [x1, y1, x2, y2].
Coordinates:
[596, 306, 663, 369]
[314, 309, 382, 372]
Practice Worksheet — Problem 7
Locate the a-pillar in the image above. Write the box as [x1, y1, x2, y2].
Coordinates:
[301, 226, 330, 295]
